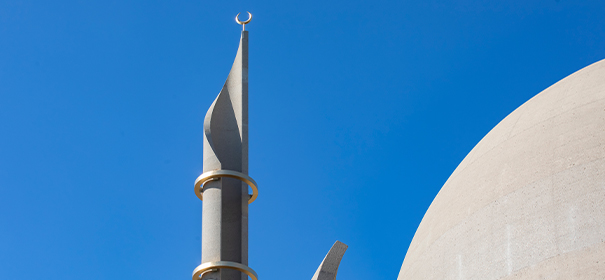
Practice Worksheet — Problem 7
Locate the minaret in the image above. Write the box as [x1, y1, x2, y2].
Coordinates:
[192, 12, 258, 280]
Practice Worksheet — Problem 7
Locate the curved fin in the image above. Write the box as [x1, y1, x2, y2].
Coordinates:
[203, 31, 248, 173]
[311, 241, 348, 280]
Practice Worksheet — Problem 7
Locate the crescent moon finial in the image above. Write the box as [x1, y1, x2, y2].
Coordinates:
[235, 12, 252, 31]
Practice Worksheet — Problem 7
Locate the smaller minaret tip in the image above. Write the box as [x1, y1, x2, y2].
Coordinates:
[235, 12, 252, 31]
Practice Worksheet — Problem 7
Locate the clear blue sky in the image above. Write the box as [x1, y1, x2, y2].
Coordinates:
[1, 1, 604, 279]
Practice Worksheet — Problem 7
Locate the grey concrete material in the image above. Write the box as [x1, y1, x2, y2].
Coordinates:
[311, 241, 348, 280]
[203, 31, 248, 173]
[398, 59, 605, 280]
[201, 31, 249, 280]
[498, 241, 605, 280]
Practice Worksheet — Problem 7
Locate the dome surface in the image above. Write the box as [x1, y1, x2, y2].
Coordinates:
[398, 59, 605, 280]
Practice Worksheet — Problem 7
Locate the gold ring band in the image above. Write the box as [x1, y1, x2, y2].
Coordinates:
[194, 170, 258, 204]
[192, 261, 258, 280]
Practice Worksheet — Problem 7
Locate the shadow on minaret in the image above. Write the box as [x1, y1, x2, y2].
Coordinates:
[205, 85, 243, 171]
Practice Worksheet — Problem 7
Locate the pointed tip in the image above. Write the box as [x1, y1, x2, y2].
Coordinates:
[311, 241, 348, 280]
[333, 240, 348, 249]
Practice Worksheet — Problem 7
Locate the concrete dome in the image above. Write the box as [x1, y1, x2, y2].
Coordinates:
[398, 59, 605, 280]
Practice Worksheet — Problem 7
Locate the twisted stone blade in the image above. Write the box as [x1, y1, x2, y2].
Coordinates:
[203, 31, 248, 173]
[311, 241, 348, 280]
[199, 31, 249, 280]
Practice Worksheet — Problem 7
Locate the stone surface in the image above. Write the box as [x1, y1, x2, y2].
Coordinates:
[398, 59, 605, 280]
[201, 31, 249, 280]
[311, 241, 348, 280]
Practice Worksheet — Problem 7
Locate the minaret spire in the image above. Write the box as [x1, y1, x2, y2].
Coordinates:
[192, 14, 257, 280]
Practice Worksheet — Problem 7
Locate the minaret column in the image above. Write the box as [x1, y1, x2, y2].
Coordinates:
[193, 25, 256, 280]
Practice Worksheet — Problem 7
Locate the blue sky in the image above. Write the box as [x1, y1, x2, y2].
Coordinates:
[1, 1, 604, 280]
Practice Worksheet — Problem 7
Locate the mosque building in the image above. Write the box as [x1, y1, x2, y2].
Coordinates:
[397, 58, 605, 279]
[193, 14, 605, 280]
